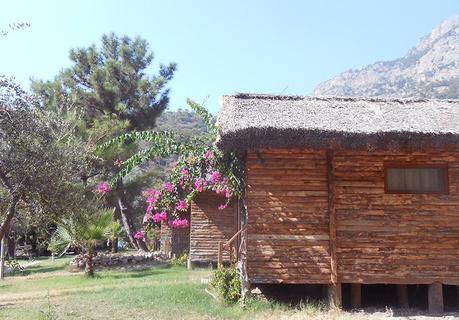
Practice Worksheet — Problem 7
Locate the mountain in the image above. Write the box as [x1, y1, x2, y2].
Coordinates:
[313, 14, 459, 99]
[156, 109, 209, 137]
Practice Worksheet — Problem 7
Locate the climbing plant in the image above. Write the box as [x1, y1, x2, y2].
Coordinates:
[97, 99, 244, 233]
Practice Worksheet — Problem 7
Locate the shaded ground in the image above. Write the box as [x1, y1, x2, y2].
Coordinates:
[0, 257, 458, 319]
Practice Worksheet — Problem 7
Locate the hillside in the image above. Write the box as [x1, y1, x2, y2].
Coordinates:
[156, 109, 209, 137]
[313, 14, 459, 98]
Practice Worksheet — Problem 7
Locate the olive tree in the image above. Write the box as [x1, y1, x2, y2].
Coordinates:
[0, 77, 86, 242]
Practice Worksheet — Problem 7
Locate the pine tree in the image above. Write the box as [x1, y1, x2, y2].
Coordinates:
[33, 33, 177, 250]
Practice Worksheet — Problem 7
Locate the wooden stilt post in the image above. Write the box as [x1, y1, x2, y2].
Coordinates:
[457, 286, 459, 310]
[328, 284, 342, 309]
[397, 284, 409, 308]
[350, 283, 362, 309]
[428, 282, 443, 314]
[326, 149, 341, 308]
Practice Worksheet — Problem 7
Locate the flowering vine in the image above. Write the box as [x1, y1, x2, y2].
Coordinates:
[140, 146, 241, 231]
[96, 99, 244, 238]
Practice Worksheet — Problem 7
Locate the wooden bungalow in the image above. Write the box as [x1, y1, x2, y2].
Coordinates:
[194, 93, 459, 312]
[160, 211, 190, 257]
[188, 192, 238, 267]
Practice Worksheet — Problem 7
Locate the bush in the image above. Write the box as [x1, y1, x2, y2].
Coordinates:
[210, 266, 241, 304]
[171, 251, 188, 267]
[5, 259, 25, 275]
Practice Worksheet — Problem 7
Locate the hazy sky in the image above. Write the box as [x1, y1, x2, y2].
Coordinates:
[1, 0, 459, 113]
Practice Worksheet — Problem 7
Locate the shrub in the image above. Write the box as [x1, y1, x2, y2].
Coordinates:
[210, 266, 241, 304]
[5, 259, 24, 275]
[171, 251, 188, 267]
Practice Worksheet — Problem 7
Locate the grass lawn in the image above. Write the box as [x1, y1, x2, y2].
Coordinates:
[0, 257, 452, 320]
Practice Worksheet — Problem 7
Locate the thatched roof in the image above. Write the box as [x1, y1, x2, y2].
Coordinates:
[216, 93, 459, 151]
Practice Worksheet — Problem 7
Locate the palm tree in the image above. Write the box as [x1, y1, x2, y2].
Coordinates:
[49, 209, 115, 277]
[106, 220, 123, 253]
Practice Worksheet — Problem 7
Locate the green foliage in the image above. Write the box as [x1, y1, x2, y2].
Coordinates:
[0, 77, 88, 239]
[5, 259, 25, 275]
[210, 266, 241, 304]
[48, 208, 115, 256]
[171, 251, 188, 267]
[38, 292, 58, 320]
[106, 219, 123, 240]
[32, 33, 178, 249]
[33, 33, 176, 131]
[98, 99, 244, 196]
[186, 98, 216, 134]
[156, 109, 209, 138]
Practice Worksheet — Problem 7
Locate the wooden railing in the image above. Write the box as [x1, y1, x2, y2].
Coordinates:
[217, 226, 246, 267]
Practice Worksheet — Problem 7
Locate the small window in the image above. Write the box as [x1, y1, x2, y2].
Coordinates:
[384, 164, 448, 194]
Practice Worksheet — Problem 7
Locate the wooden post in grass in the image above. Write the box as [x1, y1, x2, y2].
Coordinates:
[217, 241, 223, 267]
[350, 283, 362, 308]
[428, 282, 443, 314]
[397, 284, 409, 308]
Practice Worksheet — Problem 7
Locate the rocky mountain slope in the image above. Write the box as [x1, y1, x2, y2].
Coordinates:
[313, 14, 459, 98]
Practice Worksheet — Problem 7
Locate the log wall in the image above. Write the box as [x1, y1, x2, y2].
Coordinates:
[160, 211, 190, 256]
[246, 149, 459, 285]
[246, 149, 331, 283]
[189, 192, 237, 263]
[334, 150, 459, 285]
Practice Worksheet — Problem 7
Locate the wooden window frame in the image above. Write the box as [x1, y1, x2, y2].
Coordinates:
[383, 162, 449, 195]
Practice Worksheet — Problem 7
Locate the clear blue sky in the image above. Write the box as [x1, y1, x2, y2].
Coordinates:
[1, 0, 459, 113]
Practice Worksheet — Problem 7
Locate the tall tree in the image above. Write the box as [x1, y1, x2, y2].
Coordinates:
[33, 33, 177, 250]
[0, 77, 85, 242]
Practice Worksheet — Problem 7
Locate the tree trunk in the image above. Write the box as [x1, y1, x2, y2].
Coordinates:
[6, 225, 15, 259]
[116, 180, 148, 251]
[7, 238, 15, 259]
[0, 195, 20, 241]
[85, 247, 95, 277]
[111, 237, 118, 253]
[0, 235, 5, 280]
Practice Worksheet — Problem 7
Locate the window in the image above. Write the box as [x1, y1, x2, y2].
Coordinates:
[384, 164, 448, 194]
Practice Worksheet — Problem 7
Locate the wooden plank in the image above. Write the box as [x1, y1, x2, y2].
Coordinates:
[249, 234, 329, 241]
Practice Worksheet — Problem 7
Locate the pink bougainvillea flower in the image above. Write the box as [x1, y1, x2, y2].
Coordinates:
[134, 230, 145, 240]
[203, 150, 214, 161]
[176, 199, 187, 211]
[146, 189, 161, 207]
[224, 187, 232, 198]
[169, 218, 189, 229]
[143, 213, 153, 223]
[146, 205, 154, 214]
[180, 168, 189, 177]
[113, 159, 124, 167]
[96, 182, 111, 195]
[153, 211, 168, 223]
[218, 204, 227, 210]
[210, 171, 221, 184]
[194, 178, 208, 192]
[163, 181, 175, 192]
